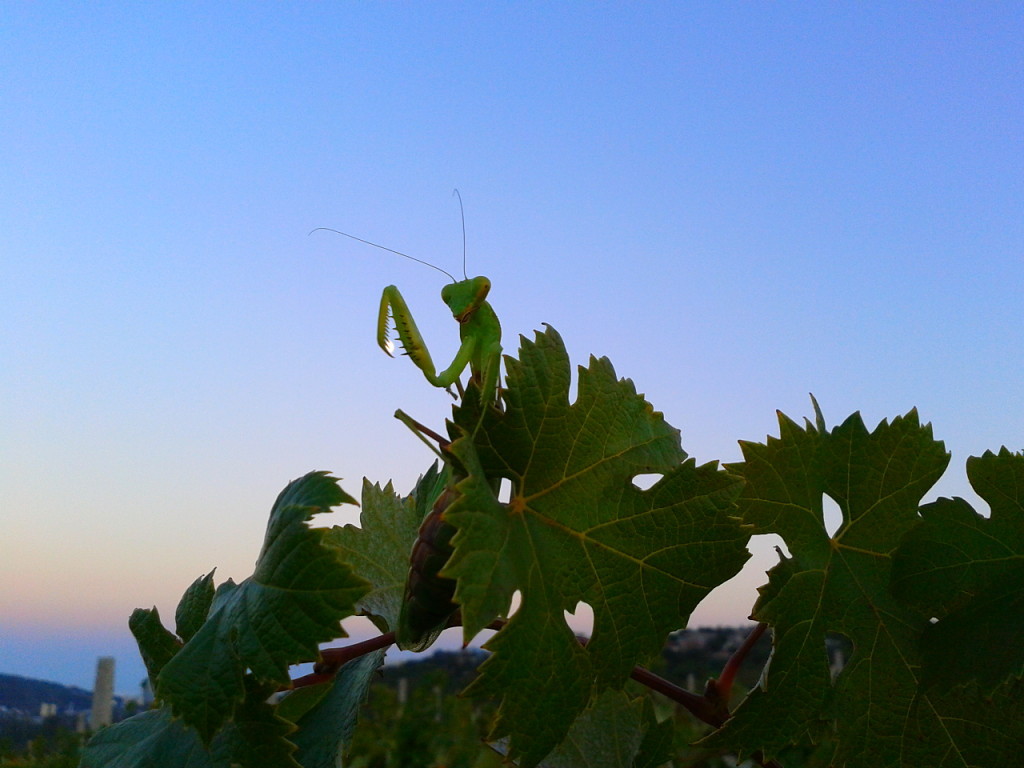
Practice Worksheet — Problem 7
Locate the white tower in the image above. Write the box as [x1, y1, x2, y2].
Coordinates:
[90, 656, 115, 729]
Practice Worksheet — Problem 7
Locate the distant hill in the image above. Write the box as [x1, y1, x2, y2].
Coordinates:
[0, 673, 93, 714]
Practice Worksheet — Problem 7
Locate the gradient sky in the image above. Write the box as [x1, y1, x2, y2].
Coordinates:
[2, 4, 1021, 696]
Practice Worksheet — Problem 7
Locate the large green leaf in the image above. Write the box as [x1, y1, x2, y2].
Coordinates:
[212, 683, 300, 768]
[899, 676, 1024, 767]
[80, 690, 297, 768]
[893, 447, 1024, 692]
[326, 464, 446, 634]
[156, 472, 369, 742]
[443, 326, 750, 767]
[80, 709, 227, 768]
[550, 691, 671, 768]
[490, 690, 671, 768]
[287, 650, 387, 768]
[704, 408, 969, 767]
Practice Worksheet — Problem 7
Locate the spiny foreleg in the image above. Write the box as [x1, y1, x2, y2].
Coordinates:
[378, 285, 441, 385]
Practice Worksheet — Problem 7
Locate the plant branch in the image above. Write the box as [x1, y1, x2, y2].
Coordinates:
[577, 628, 779, 768]
[628, 663, 725, 726]
[568, 633, 717, 725]
[394, 409, 450, 449]
[715, 621, 768, 701]
[289, 631, 396, 689]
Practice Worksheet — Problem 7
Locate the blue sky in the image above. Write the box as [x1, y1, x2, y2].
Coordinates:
[2, 4, 1021, 695]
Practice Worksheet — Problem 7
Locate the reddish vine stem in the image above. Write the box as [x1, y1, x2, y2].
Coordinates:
[627, 664, 723, 725]
[701, 623, 779, 768]
[623, 626, 779, 768]
[715, 621, 768, 702]
[289, 631, 397, 689]
[290, 619, 504, 690]
[570, 634, 718, 725]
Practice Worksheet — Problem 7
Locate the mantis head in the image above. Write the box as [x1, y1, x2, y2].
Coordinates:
[441, 276, 491, 322]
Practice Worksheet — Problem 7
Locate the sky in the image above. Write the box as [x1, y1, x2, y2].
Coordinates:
[2, 4, 1021, 696]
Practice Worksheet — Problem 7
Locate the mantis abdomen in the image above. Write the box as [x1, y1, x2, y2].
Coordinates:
[397, 483, 460, 651]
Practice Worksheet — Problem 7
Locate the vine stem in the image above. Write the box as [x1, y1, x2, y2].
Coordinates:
[288, 631, 396, 689]
[570, 634, 721, 726]
[627, 664, 723, 726]
[714, 621, 767, 701]
[287, 618, 501, 690]
[699, 622, 779, 768]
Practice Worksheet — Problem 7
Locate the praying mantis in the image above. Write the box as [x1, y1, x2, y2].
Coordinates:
[311, 194, 502, 408]
[311, 193, 502, 649]
[377, 275, 502, 408]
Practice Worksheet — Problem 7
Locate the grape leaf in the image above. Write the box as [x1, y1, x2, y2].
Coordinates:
[893, 448, 1024, 692]
[326, 464, 446, 634]
[532, 690, 652, 768]
[176, 569, 216, 642]
[703, 408, 958, 767]
[80, 688, 296, 768]
[275, 682, 333, 725]
[393, 464, 462, 651]
[632, 699, 674, 768]
[900, 675, 1024, 767]
[443, 326, 750, 767]
[80, 709, 227, 768]
[287, 650, 387, 768]
[212, 682, 299, 768]
[128, 606, 181, 688]
[128, 570, 217, 690]
[156, 472, 369, 743]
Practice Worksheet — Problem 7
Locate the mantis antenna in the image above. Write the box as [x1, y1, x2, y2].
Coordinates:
[452, 188, 468, 279]
[309, 227, 458, 283]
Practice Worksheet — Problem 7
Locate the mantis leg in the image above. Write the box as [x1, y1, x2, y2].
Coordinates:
[379, 285, 479, 391]
[475, 341, 502, 405]
[378, 285, 440, 384]
[433, 335, 479, 390]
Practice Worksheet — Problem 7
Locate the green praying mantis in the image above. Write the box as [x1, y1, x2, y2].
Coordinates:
[311, 195, 502, 410]
[377, 276, 502, 408]
[311, 194, 502, 648]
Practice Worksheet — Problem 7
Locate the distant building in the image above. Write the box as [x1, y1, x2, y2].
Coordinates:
[90, 657, 115, 730]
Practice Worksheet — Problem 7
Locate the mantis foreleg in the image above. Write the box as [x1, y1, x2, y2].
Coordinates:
[379, 283, 499, 396]
[378, 285, 446, 387]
